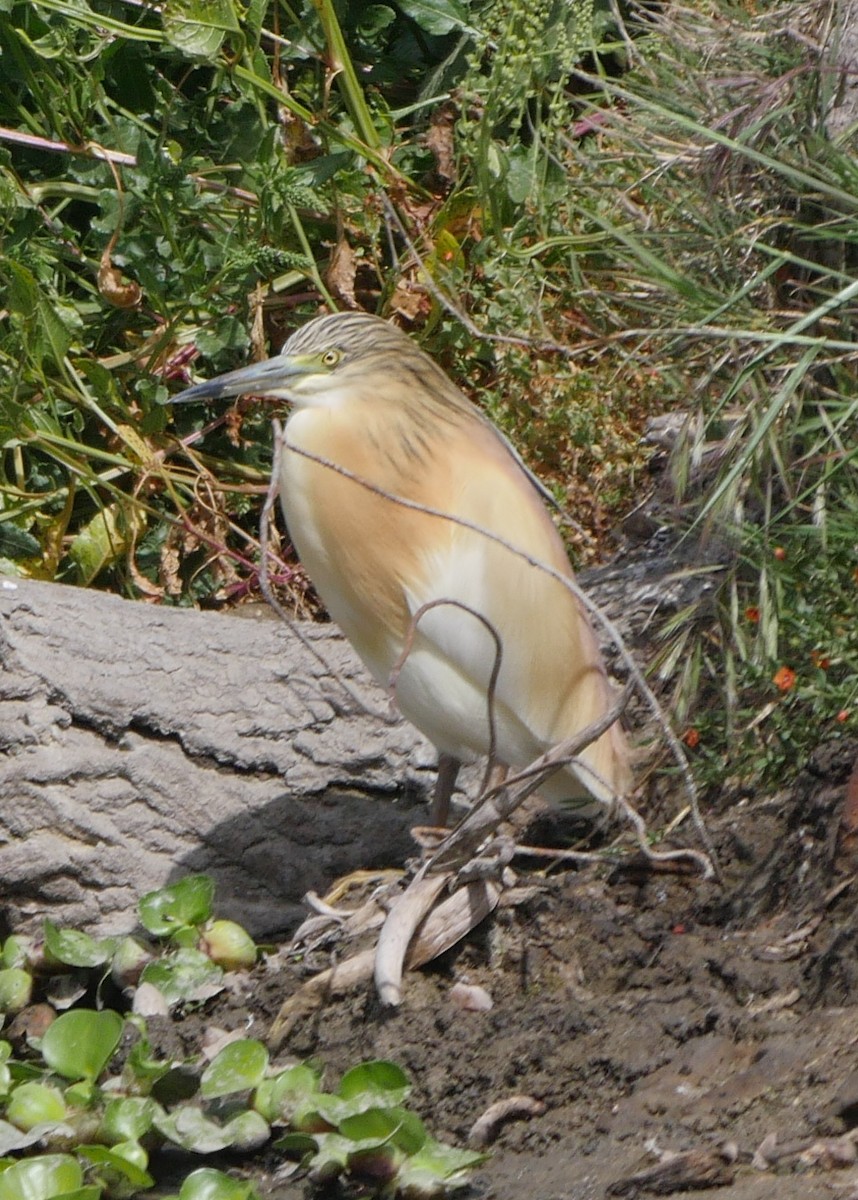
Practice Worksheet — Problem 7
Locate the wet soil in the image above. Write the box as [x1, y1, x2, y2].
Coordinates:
[157, 739, 858, 1200]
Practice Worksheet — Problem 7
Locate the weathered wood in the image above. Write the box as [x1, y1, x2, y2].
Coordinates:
[0, 578, 433, 937]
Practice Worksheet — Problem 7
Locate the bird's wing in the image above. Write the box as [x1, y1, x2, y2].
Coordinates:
[400, 424, 627, 794]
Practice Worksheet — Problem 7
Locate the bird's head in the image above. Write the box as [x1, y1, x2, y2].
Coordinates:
[166, 311, 426, 411]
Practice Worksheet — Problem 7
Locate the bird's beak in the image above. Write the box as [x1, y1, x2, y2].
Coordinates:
[165, 353, 315, 405]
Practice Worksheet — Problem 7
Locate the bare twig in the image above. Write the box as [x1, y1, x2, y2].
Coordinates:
[374, 871, 449, 1007]
[468, 1096, 547, 1148]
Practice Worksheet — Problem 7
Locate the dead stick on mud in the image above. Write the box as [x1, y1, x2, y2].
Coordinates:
[468, 1096, 548, 1148]
[374, 872, 450, 1007]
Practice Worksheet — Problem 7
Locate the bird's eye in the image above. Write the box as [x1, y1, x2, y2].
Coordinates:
[321, 349, 341, 367]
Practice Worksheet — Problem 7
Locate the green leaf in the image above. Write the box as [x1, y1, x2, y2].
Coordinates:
[67, 506, 129, 586]
[6, 1083, 67, 1131]
[0, 525, 41, 561]
[99, 1096, 161, 1143]
[0, 1155, 82, 1200]
[40, 1010, 124, 1081]
[396, 1138, 487, 1190]
[139, 949, 223, 1007]
[76, 1145, 153, 1190]
[0, 968, 33, 1014]
[200, 1040, 268, 1098]
[396, 0, 469, 35]
[339, 1106, 426, 1154]
[154, 1107, 267, 1154]
[177, 1167, 259, 1200]
[43, 923, 114, 969]
[155, 1107, 233, 1154]
[338, 1061, 411, 1106]
[162, 0, 241, 57]
[138, 875, 215, 937]
[220, 1109, 269, 1151]
[253, 1063, 321, 1122]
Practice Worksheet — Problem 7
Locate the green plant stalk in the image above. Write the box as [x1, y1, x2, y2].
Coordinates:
[25, 0, 166, 42]
[308, 0, 381, 152]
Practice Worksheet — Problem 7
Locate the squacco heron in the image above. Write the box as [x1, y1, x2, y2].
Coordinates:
[169, 311, 632, 821]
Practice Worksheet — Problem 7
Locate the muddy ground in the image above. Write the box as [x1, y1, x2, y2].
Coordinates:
[148, 737, 858, 1200]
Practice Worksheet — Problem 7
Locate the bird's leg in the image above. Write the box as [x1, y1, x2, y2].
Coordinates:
[431, 753, 461, 827]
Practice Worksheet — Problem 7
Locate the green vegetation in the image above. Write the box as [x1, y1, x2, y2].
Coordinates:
[0, 0, 855, 775]
[0, 876, 482, 1199]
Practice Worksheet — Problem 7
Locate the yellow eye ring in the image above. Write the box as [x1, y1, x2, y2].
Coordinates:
[321, 349, 341, 367]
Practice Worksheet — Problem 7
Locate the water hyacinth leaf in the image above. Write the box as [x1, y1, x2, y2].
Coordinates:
[220, 1109, 269, 1151]
[339, 1106, 426, 1154]
[396, 1139, 487, 1191]
[138, 876, 215, 938]
[200, 1040, 268, 1098]
[253, 1063, 321, 1122]
[43, 923, 114, 969]
[40, 1010, 124, 1081]
[0, 968, 33, 1014]
[3, 938, 35, 970]
[139, 949, 224, 1007]
[173, 1167, 259, 1200]
[199, 921, 257, 971]
[338, 1061, 411, 1106]
[155, 1102, 270, 1155]
[290, 1093, 352, 1130]
[276, 1131, 354, 1178]
[0, 1154, 82, 1200]
[76, 1145, 153, 1190]
[100, 1096, 162, 1143]
[6, 1083, 67, 1131]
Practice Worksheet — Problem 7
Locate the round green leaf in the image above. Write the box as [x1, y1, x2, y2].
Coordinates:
[155, 1108, 236, 1154]
[2, 937, 35, 971]
[42, 924, 113, 970]
[100, 1097, 161, 1143]
[138, 875, 215, 938]
[253, 1063, 320, 1122]
[0, 1154, 82, 1200]
[139, 949, 223, 1007]
[76, 1144, 153, 1189]
[0, 968, 33, 1014]
[220, 1110, 269, 1151]
[177, 1168, 258, 1200]
[6, 1083, 67, 1131]
[338, 1061, 411, 1104]
[40, 1010, 124, 1081]
[340, 1106, 426, 1154]
[200, 922, 256, 971]
[201, 1040, 268, 1098]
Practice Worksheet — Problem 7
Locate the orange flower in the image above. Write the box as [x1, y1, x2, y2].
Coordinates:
[773, 546, 787, 560]
[682, 727, 700, 748]
[836, 710, 850, 723]
[744, 606, 760, 623]
[773, 665, 796, 692]
[810, 650, 830, 669]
